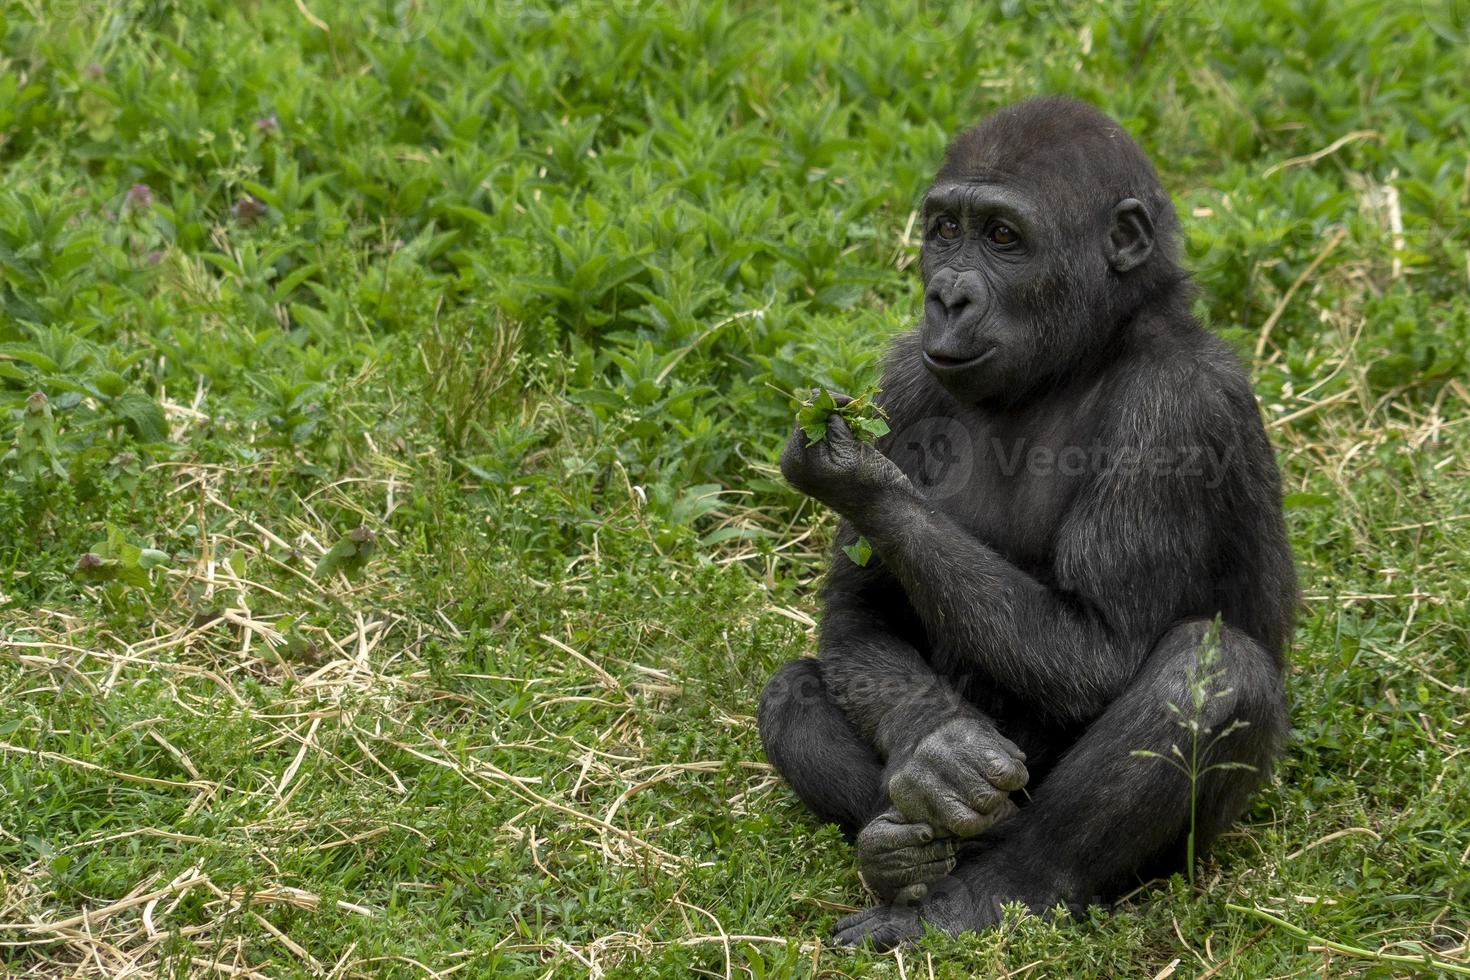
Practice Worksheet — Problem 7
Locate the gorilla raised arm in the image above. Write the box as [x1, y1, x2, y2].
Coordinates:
[758, 97, 1296, 948]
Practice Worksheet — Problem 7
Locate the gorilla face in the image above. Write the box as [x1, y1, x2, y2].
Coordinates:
[918, 181, 1052, 405]
[916, 103, 1166, 407]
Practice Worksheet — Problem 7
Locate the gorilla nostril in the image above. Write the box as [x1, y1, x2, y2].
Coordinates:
[927, 286, 971, 320]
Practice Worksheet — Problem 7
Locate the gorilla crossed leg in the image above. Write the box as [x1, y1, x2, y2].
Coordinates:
[757, 98, 1295, 948]
[761, 622, 1285, 947]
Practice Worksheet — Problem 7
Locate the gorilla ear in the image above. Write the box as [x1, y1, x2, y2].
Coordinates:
[1105, 198, 1155, 273]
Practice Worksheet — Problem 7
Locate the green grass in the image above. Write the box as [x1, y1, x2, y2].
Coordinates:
[1, 0, 1468, 975]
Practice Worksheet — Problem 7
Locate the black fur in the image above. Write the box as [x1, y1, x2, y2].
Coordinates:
[759, 97, 1296, 948]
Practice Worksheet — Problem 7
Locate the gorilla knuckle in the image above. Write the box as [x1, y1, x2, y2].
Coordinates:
[938, 800, 983, 833]
[888, 770, 925, 805]
[950, 815, 987, 838]
[909, 742, 939, 768]
[985, 755, 1028, 790]
[964, 784, 1004, 813]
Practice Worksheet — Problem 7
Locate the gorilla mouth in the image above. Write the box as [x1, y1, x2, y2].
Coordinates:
[922, 347, 995, 374]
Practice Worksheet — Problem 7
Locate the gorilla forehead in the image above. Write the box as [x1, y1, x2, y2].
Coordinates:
[935, 97, 1167, 212]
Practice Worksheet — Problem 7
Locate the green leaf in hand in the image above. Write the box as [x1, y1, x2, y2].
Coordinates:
[853, 415, 890, 440]
[796, 388, 838, 444]
[795, 386, 888, 446]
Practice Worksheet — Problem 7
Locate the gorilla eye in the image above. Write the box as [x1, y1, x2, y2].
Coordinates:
[936, 217, 961, 241]
[988, 223, 1019, 247]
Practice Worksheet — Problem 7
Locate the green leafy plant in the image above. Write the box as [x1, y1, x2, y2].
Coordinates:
[73, 526, 170, 591]
[795, 386, 889, 445]
[313, 526, 378, 581]
[1131, 618, 1257, 887]
[6, 392, 66, 482]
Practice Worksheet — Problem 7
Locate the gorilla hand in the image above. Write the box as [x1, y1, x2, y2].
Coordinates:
[780, 412, 911, 516]
[855, 808, 957, 902]
[886, 718, 1028, 838]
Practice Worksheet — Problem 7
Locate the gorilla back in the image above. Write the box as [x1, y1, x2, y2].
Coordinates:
[759, 97, 1296, 949]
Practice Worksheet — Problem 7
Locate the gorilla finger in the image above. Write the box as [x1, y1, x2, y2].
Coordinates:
[933, 798, 989, 838]
[911, 858, 958, 881]
[946, 736, 1027, 792]
[890, 837, 957, 864]
[892, 775, 978, 834]
[868, 840, 957, 874]
[959, 782, 1007, 817]
[825, 414, 855, 443]
[887, 857, 959, 887]
[886, 772, 938, 823]
[780, 428, 811, 471]
[947, 811, 994, 839]
[858, 812, 936, 853]
[910, 860, 959, 890]
[868, 918, 922, 951]
[942, 730, 1026, 781]
[859, 868, 906, 901]
[988, 730, 1026, 762]
[981, 752, 1029, 791]
[990, 796, 1021, 826]
[831, 923, 876, 948]
[924, 751, 1014, 805]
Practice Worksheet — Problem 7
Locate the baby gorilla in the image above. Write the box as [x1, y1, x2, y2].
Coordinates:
[758, 97, 1295, 948]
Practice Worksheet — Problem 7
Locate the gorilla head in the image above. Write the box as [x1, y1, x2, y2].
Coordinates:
[918, 97, 1185, 405]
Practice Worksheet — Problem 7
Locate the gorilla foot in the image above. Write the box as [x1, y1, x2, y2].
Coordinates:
[832, 870, 999, 950]
[831, 902, 926, 950]
[831, 855, 1074, 950]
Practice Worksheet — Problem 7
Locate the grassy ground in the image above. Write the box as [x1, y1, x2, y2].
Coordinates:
[1, 0, 1468, 976]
